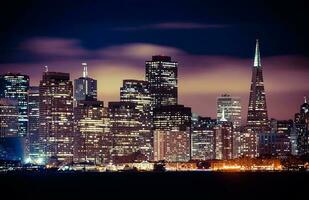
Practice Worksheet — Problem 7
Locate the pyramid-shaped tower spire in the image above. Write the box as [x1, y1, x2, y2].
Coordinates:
[254, 39, 261, 67]
[247, 39, 269, 132]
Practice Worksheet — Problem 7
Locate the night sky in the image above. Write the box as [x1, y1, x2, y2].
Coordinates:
[0, 0, 308, 121]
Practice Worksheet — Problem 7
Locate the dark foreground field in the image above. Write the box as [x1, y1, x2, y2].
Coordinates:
[1, 171, 308, 200]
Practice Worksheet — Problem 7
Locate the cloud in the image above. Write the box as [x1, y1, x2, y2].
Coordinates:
[98, 43, 184, 59]
[20, 37, 89, 57]
[113, 22, 228, 31]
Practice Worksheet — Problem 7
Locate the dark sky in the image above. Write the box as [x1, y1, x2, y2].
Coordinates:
[1, 0, 308, 61]
[0, 0, 308, 120]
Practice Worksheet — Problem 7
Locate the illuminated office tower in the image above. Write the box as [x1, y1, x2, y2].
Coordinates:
[0, 73, 29, 137]
[0, 98, 25, 160]
[28, 86, 41, 158]
[239, 131, 258, 158]
[233, 129, 242, 158]
[120, 80, 153, 160]
[153, 105, 191, 162]
[246, 40, 269, 133]
[120, 80, 152, 113]
[294, 97, 309, 156]
[214, 112, 233, 160]
[258, 119, 292, 157]
[273, 119, 292, 156]
[74, 100, 110, 164]
[217, 94, 241, 128]
[108, 102, 143, 163]
[145, 55, 178, 108]
[191, 114, 216, 160]
[74, 63, 97, 102]
[0, 98, 18, 137]
[39, 72, 74, 162]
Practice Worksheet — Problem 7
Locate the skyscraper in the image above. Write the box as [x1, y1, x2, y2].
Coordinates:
[74, 100, 110, 164]
[0, 98, 18, 138]
[153, 105, 191, 162]
[238, 131, 258, 158]
[120, 80, 153, 160]
[191, 115, 216, 160]
[145, 55, 178, 108]
[28, 86, 41, 158]
[39, 72, 74, 162]
[214, 111, 233, 160]
[257, 119, 292, 157]
[0, 98, 26, 161]
[0, 73, 29, 137]
[120, 80, 152, 113]
[294, 97, 309, 156]
[217, 94, 241, 128]
[246, 40, 269, 133]
[74, 63, 97, 102]
[108, 102, 143, 163]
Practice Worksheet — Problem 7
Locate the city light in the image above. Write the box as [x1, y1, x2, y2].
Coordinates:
[0, 41, 308, 173]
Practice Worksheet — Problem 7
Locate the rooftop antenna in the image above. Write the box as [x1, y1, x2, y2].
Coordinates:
[82, 62, 88, 78]
[305, 96, 307, 104]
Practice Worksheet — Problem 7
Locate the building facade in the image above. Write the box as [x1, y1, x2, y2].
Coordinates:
[74, 100, 110, 164]
[191, 115, 216, 160]
[120, 80, 153, 160]
[145, 55, 178, 108]
[153, 105, 191, 162]
[0, 98, 18, 138]
[238, 131, 258, 158]
[28, 86, 41, 158]
[39, 72, 74, 162]
[108, 102, 143, 163]
[217, 94, 241, 128]
[294, 97, 309, 156]
[214, 118, 233, 160]
[0, 73, 29, 137]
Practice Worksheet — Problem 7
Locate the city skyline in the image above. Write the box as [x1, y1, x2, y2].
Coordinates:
[0, 48, 307, 122]
[0, 1, 309, 122]
[1, 1, 309, 198]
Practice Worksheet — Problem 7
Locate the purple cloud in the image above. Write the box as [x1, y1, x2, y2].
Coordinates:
[20, 37, 89, 58]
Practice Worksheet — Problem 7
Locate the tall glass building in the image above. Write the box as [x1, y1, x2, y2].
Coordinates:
[0, 98, 25, 161]
[28, 86, 41, 158]
[39, 72, 74, 162]
[257, 119, 292, 158]
[145, 55, 178, 108]
[213, 111, 233, 160]
[191, 115, 216, 160]
[74, 100, 110, 164]
[294, 97, 309, 156]
[108, 102, 142, 163]
[120, 80, 153, 160]
[0, 73, 29, 137]
[0, 98, 18, 137]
